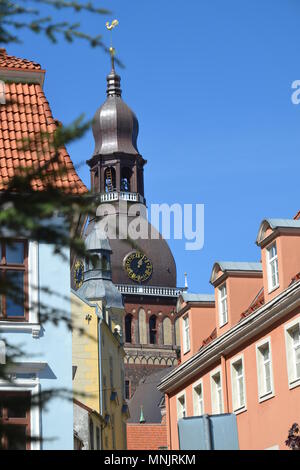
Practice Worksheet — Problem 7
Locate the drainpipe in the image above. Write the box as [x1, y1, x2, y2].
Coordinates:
[221, 354, 229, 413]
[165, 393, 172, 450]
[203, 414, 212, 450]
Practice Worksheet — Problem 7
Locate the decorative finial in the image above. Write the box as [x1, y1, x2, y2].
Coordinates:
[106, 19, 119, 71]
[184, 272, 188, 290]
[105, 19, 122, 97]
[139, 405, 146, 424]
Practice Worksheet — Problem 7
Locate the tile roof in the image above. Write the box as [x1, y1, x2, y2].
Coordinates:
[181, 292, 215, 303]
[265, 218, 300, 229]
[128, 368, 173, 424]
[0, 48, 42, 70]
[216, 261, 263, 272]
[241, 287, 265, 319]
[0, 57, 87, 194]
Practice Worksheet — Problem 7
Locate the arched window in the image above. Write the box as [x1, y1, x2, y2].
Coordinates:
[125, 314, 132, 343]
[102, 254, 110, 271]
[120, 167, 132, 192]
[174, 318, 180, 346]
[163, 317, 172, 345]
[149, 315, 157, 344]
[138, 309, 147, 344]
[104, 167, 116, 193]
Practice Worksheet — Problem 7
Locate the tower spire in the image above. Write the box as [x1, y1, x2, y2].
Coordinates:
[105, 19, 121, 97]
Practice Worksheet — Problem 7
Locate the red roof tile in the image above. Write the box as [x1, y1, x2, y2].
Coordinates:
[201, 327, 217, 348]
[241, 287, 265, 319]
[0, 53, 87, 194]
[0, 48, 41, 71]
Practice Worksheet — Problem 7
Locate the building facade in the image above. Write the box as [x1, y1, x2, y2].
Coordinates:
[159, 216, 300, 450]
[0, 49, 87, 449]
[72, 224, 128, 450]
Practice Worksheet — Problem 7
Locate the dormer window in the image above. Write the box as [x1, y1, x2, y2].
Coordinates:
[266, 242, 279, 292]
[218, 283, 228, 327]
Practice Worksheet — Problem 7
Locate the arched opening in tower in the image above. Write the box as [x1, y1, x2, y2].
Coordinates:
[104, 167, 116, 193]
[149, 315, 157, 345]
[120, 167, 132, 192]
[125, 314, 133, 343]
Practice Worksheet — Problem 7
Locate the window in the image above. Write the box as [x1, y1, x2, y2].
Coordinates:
[104, 167, 116, 193]
[125, 380, 130, 400]
[256, 339, 274, 400]
[285, 320, 300, 388]
[211, 370, 223, 414]
[193, 381, 204, 416]
[89, 418, 94, 450]
[218, 284, 228, 327]
[0, 240, 28, 321]
[0, 392, 31, 450]
[120, 167, 132, 192]
[149, 315, 157, 344]
[176, 393, 186, 420]
[182, 315, 190, 354]
[125, 314, 132, 343]
[231, 357, 246, 412]
[266, 242, 279, 291]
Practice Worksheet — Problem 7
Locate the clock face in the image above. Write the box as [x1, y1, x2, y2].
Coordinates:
[124, 252, 153, 283]
[74, 260, 84, 289]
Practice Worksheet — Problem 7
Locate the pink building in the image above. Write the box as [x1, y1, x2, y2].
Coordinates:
[158, 217, 300, 450]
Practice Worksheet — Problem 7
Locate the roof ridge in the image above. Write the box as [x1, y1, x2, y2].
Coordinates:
[0, 48, 42, 71]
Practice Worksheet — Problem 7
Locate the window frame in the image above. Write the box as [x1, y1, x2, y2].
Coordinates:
[218, 283, 228, 327]
[0, 381, 40, 450]
[192, 379, 204, 416]
[0, 239, 29, 322]
[176, 391, 187, 420]
[230, 354, 247, 414]
[266, 242, 279, 293]
[182, 314, 190, 354]
[285, 317, 300, 390]
[0, 391, 31, 450]
[210, 367, 224, 415]
[256, 337, 275, 402]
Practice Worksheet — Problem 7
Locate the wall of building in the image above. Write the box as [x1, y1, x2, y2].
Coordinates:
[3, 242, 74, 449]
[100, 320, 127, 450]
[179, 304, 215, 362]
[166, 306, 300, 450]
[71, 293, 100, 413]
[127, 423, 168, 450]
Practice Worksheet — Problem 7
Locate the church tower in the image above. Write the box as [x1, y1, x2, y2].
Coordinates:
[83, 46, 181, 398]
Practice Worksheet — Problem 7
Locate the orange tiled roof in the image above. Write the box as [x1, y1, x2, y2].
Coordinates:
[241, 287, 265, 319]
[200, 327, 217, 349]
[0, 48, 42, 70]
[294, 210, 300, 220]
[0, 51, 87, 194]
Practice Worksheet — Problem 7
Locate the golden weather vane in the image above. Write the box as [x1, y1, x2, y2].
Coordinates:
[105, 19, 119, 60]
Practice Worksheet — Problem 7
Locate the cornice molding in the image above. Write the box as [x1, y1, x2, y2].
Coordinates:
[158, 280, 300, 393]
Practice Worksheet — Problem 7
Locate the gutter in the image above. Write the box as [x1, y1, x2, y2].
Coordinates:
[158, 279, 300, 393]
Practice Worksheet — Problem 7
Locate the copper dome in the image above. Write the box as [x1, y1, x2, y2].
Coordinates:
[92, 68, 139, 156]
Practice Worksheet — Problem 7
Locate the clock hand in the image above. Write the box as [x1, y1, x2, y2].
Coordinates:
[137, 255, 145, 268]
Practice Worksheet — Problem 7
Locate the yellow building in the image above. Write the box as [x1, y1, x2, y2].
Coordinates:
[71, 225, 129, 450]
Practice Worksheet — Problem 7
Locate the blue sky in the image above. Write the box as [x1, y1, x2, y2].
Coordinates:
[9, 0, 300, 293]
